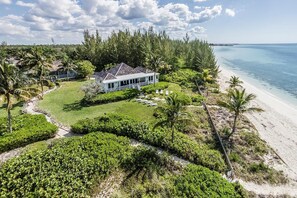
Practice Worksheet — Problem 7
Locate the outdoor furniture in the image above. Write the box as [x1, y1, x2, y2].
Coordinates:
[165, 90, 169, 96]
[156, 90, 159, 94]
[160, 90, 163, 94]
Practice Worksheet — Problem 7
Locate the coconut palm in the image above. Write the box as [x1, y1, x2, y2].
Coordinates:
[21, 47, 52, 98]
[154, 93, 192, 143]
[218, 88, 263, 139]
[197, 69, 213, 87]
[0, 59, 38, 132]
[226, 76, 243, 88]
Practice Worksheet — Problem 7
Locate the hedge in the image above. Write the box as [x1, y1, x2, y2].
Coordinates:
[87, 89, 140, 104]
[174, 164, 248, 197]
[71, 114, 226, 172]
[141, 82, 169, 94]
[0, 114, 58, 153]
[0, 133, 131, 197]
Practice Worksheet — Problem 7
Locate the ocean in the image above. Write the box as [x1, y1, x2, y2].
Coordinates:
[213, 44, 297, 109]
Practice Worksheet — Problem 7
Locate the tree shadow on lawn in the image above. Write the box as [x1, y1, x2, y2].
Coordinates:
[63, 100, 87, 112]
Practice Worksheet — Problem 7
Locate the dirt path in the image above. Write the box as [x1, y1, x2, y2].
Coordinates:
[24, 86, 74, 138]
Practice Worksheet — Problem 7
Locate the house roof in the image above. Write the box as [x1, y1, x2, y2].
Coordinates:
[95, 62, 156, 82]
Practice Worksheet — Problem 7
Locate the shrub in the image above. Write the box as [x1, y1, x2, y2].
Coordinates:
[0, 133, 131, 197]
[76, 60, 95, 79]
[141, 82, 169, 94]
[0, 114, 58, 153]
[173, 164, 248, 198]
[162, 69, 198, 87]
[71, 114, 226, 172]
[87, 89, 140, 104]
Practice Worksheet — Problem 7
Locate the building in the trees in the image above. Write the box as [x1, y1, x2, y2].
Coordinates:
[95, 63, 159, 92]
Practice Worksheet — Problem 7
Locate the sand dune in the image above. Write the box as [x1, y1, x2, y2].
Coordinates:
[219, 67, 297, 181]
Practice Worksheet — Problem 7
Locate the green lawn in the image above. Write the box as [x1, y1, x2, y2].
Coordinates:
[0, 102, 23, 118]
[38, 80, 156, 126]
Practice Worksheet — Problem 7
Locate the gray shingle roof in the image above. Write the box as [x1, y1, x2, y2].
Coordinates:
[95, 63, 154, 82]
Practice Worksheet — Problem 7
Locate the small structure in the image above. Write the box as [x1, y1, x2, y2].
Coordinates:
[95, 63, 159, 92]
[49, 60, 78, 80]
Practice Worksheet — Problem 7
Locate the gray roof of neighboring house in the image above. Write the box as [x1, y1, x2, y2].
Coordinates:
[95, 63, 155, 81]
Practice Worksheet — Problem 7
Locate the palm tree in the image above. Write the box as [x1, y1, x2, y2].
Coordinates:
[226, 76, 243, 88]
[21, 47, 52, 98]
[197, 69, 213, 87]
[59, 56, 77, 80]
[154, 93, 192, 143]
[218, 88, 263, 139]
[146, 52, 162, 86]
[0, 59, 38, 132]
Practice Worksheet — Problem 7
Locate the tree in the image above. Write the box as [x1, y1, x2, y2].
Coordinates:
[59, 56, 77, 79]
[218, 88, 263, 139]
[76, 60, 95, 79]
[0, 59, 38, 133]
[197, 69, 213, 87]
[21, 47, 53, 98]
[154, 93, 192, 143]
[226, 76, 243, 88]
[81, 82, 102, 102]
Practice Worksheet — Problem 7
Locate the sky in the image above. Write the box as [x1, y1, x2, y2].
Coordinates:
[0, 0, 297, 44]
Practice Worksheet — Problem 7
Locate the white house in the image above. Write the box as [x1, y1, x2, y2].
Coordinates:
[95, 63, 159, 92]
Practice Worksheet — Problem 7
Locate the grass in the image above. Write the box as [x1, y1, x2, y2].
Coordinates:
[38, 80, 156, 126]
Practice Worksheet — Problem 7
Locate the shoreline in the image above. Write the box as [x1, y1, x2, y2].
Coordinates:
[218, 66, 297, 180]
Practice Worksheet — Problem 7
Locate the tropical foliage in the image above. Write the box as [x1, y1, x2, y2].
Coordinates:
[71, 114, 226, 172]
[154, 93, 192, 143]
[218, 88, 263, 139]
[0, 114, 57, 153]
[0, 133, 130, 197]
[226, 76, 243, 88]
[20, 47, 53, 97]
[173, 164, 248, 198]
[0, 60, 38, 132]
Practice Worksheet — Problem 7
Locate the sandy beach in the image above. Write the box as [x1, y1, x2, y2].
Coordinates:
[219, 66, 297, 195]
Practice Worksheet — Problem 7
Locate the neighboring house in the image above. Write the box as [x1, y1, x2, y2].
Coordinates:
[95, 63, 159, 92]
[49, 60, 78, 80]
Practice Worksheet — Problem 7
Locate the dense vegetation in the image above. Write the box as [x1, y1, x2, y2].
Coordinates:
[0, 133, 131, 197]
[174, 164, 247, 197]
[0, 114, 57, 153]
[84, 88, 140, 105]
[71, 114, 226, 172]
[75, 29, 219, 75]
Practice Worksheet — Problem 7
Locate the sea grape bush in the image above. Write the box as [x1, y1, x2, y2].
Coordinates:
[71, 114, 226, 172]
[0, 133, 131, 197]
[85, 89, 140, 104]
[173, 164, 248, 198]
[141, 82, 169, 94]
[0, 114, 58, 153]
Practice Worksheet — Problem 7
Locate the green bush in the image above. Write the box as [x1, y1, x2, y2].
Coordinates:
[0, 114, 58, 153]
[87, 89, 140, 104]
[71, 114, 226, 172]
[173, 164, 248, 198]
[0, 133, 131, 197]
[141, 82, 169, 94]
[162, 69, 198, 87]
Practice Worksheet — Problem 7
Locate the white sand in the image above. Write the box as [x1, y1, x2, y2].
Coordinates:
[219, 67, 297, 195]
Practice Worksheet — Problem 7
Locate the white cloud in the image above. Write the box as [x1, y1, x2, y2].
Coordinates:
[190, 5, 222, 23]
[0, 0, 11, 4]
[117, 0, 159, 20]
[0, 19, 29, 36]
[16, 1, 35, 7]
[0, 0, 227, 44]
[193, 0, 207, 2]
[225, 8, 236, 17]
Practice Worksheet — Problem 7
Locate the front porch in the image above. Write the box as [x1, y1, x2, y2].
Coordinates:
[103, 74, 159, 92]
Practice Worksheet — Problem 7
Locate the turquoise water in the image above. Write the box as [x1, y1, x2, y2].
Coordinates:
[213, 44, 297, 108]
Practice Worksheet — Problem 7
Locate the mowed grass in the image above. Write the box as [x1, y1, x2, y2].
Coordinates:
[38, 80, 156, 126]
